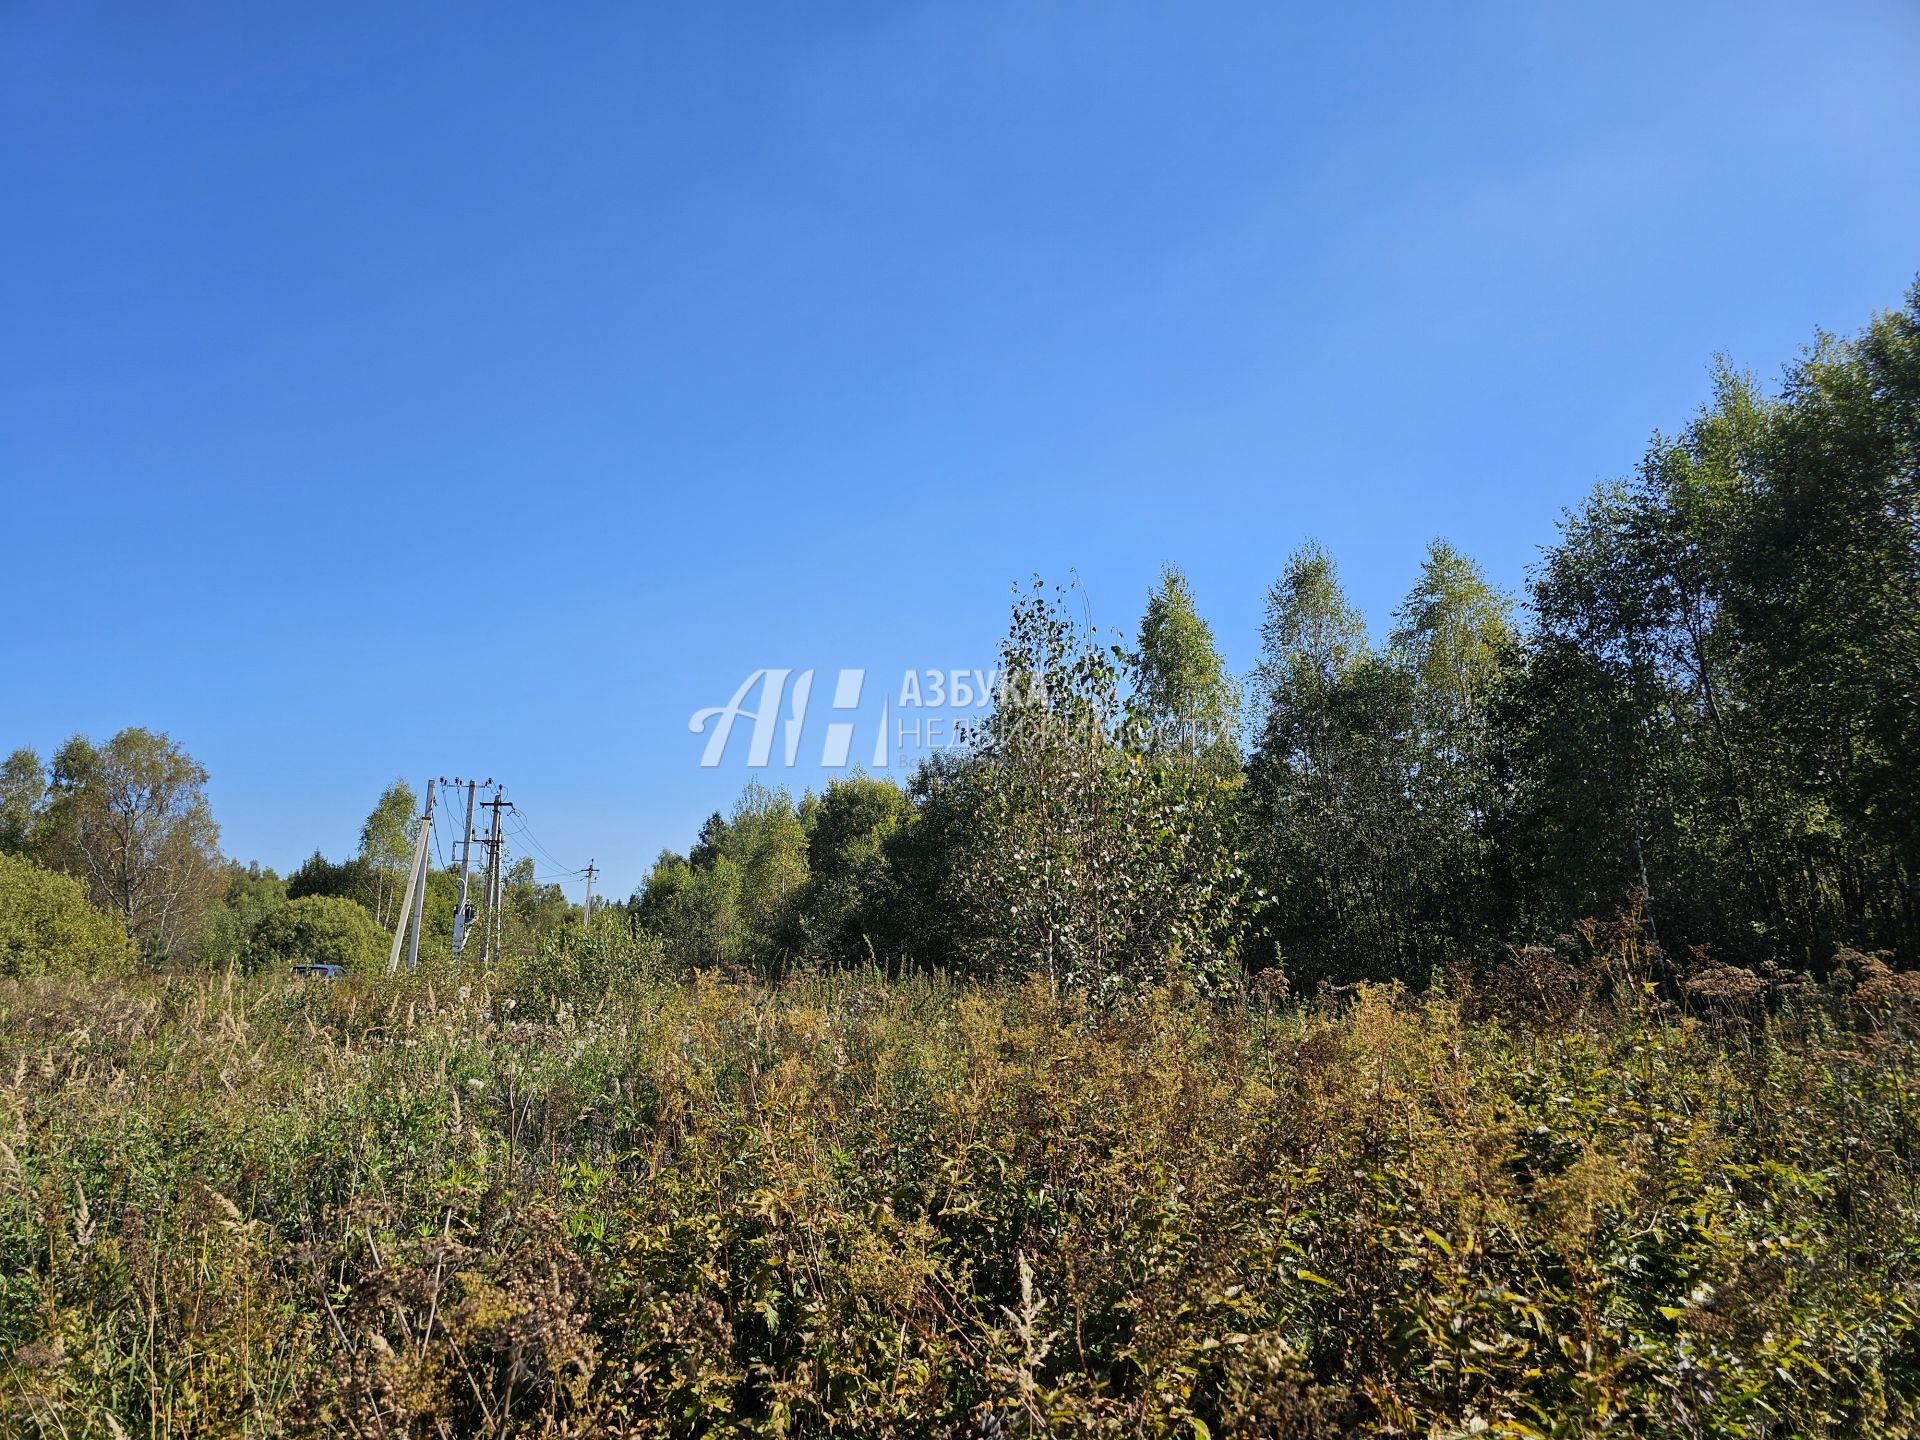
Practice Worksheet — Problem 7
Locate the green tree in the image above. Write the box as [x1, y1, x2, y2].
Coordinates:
[1252, 540, 1370, 737]
[863, 752, 978, 974]
[0, 748, 44, 853]
[633, 847, 743, 970]
[1246, 543, 1433, 986]
[1731, 298, 1920, 958]
[1132, 565, 1241, 774]
[286, 850, 378, 913]
[500, 856, 576, 958]
[36, 728, 223, 963]
[0, 850, 138, 977]
[1389, 539, 1514, 762]
[632, 785, 810, 973]
[798, 774, 912, 966]
[248, 893, 388, 974]
[1491, 286, 1920, 964]
[1388, 541, 1516, 955]
[199, 862, 288, 971]
[725, 782, 810, 962]
[631, 849, 692, 936]
[949, 579, 1244, 993]
[357, 780, 419, 928]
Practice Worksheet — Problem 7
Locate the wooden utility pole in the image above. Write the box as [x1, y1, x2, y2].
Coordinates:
[582, 860, 598, 927]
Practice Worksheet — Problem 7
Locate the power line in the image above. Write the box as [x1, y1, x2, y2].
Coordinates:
[506, 830, 573, 878]
[505, 809, 571, 865]
[377, 777, 594, 972]
[503, 809, 579, 875]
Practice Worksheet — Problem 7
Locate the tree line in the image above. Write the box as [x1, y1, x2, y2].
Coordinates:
[2, 285, 1914, 988]
[0, 750, 590, 976]
[632, 286, 1919, 991]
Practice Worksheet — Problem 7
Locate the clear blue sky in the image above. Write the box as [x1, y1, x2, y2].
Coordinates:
[4, 2, 1917, 903]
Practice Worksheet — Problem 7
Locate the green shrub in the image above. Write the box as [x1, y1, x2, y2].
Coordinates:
[0, 850, 136, 977]
[245, 892, 387, 973]
[501, 914, 677, 1010]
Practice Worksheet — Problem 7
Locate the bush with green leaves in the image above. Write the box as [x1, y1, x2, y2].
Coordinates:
[244, 891, 387, 973]
[0, 850, 136, 978]
[197, 861, 288, 971]
[500, 912, 676, 1010]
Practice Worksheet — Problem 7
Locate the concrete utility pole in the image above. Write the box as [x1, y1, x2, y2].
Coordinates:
[387, 778, 437, 975]
[582, 860, 598, 927]
[405, 780, 439, 972]
[479, 789, 510, 964]
[449, 777, 491, 957]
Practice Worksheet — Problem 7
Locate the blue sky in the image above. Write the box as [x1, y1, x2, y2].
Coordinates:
[3, 2, 1917, 903]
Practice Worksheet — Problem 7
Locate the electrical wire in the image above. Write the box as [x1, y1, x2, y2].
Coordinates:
[504, 825, 565, 875]
[504, 808, 580, 876]
[430, 790, 449, 871]
[507, 815, 571, 870]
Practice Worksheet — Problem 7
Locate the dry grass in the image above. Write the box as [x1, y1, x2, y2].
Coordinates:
[2, 950, 1918, 1437]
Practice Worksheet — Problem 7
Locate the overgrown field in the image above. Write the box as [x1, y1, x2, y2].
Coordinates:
[4, 945, 1920, 1437]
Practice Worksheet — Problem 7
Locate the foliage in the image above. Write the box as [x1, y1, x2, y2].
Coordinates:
[286, 850, 380, 912]
[1391, 538, 1516, 746]
[0, 851, 137, 978]
[1244, 542, 1468, 987]
[357, 780, 419, 929]
[7, 284, 1916, 990]
[1493, 287, 1920, 966]
[634, 784, 811, 974]
[245, 892, 389, 974]
[20, 729, 223, 963]
[5, 939, 1920, 1436]
[500, 856, 580, 959]
[1132, 564, 1241, 775]
[6, 253, 1920, 1440]
[634, 848, 743, 971]
[501, 910, 678, 1010]
[796, 775, 912, 967]
[0, 749, 42, 854]
[938, 579, 1245, 994]
[197, 861, 288, 971]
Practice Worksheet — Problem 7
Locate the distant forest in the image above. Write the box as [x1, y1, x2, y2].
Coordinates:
[6, 285, 1916, 993]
